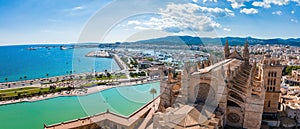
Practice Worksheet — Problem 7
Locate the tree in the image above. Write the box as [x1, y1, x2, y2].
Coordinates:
[24, 76, 27, 80]
[4, 78, 8, 82]
[150, 88, 157, 108]
[19, 77, 22, 81]
[106, 72, 111, 79]
[46, 73, 49, 78]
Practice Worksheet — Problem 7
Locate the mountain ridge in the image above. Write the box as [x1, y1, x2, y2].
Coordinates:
[132, 36, 300, 46]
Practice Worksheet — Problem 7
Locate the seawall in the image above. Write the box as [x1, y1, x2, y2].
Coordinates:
[113, 54, 126, 71]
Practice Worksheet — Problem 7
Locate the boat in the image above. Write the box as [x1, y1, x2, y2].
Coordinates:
[26, 47, 37, 50]
[60, 46, 67, 50]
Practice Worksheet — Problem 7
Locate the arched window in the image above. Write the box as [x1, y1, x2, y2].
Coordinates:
[273, 79, 276, 85]
[268, 79, 270, 85]
[270, 72, 273, 77]
[268, 100, 271, 107]
[227, 100, 242, 108]
[229, 91, 244, 102]
[268, 72, 271, 77]
[274, 72, 277, 77]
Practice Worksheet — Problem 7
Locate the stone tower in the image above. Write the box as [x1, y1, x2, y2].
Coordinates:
[224, 40, 230, 59]
[259, 54, 283, 113]
[243, 40, 249, 63]
[242, 60, 265, 129]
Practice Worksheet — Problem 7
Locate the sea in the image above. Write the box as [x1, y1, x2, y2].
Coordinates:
[0, 44, 120, 83]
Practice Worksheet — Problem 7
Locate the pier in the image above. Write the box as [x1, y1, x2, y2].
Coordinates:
[85, 50, 112, 58]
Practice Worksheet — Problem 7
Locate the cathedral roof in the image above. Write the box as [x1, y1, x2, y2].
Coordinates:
[160, 105, 215, 128]
[228, 47, 243, 60]
[194, 59, 241, 75]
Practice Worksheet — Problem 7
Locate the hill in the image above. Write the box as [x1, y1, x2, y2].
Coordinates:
[133, 36, 300, 46]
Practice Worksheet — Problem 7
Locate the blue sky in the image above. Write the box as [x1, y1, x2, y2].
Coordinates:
[0, 0, 299, 45]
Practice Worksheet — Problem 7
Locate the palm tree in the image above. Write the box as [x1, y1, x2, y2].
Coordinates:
[4, 78, 8, 82]
[150, 88, 157, 108]
[19, 77, 22, 81]
[45, 74, 49, 82]
[24, 76, 27, 80]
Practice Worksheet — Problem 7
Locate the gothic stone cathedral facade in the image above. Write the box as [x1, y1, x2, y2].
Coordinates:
[156, 41, 282, 129]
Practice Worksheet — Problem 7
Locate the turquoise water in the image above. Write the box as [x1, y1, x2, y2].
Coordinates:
[0, 82, 160, 129]
[0, 45, 120, 83]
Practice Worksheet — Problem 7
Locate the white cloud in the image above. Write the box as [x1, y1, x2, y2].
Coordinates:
[291, 19, 298, 23]
[227, 0, 250, 8]
[272, 10, 282, 15]
[134, 26, 150, 30]
[252, 0, 298, 8]
[128, 20, 141, 25]
[252, 1, 271, 8]
[268, 0, 290, 5]
[131, 3, 234, 33]
[291, 10, 295, 14]
[72, 6, 84, 11]
[62, 6, 87, 16]
[203, 0, 218, 2]
[240, 8, 258, 14]
[193, 0, 218, 3]
[292, 0, 300, 5]
[223, 28, 231, 31]
[197, 6, 235, 17]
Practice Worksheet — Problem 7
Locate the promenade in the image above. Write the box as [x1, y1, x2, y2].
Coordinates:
[0, 51, 155, 107]
[0, 54, 129, 89]
[0, 78, 159, 105]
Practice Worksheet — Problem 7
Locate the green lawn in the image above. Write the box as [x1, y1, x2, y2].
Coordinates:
[0, 87, 38, 94]
[95, 75, 127, 80]
[0, 87, 71, 100]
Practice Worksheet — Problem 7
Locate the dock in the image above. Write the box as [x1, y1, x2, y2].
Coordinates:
[85, 50, 112, 58]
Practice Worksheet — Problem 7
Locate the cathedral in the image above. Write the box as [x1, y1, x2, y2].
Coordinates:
[154, 41, 283, 129]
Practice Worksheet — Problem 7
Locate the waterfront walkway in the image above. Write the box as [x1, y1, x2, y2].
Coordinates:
[0, 78, 158, 105]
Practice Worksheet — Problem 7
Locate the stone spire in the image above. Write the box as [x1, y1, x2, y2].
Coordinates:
[252, 60, 257, 75]
[243, 40, 250, 62]
[168, 68, 173, 83]
[226, 64, 231, 77]
[250, 60, 257, 86]
[224, 40, 230, 59]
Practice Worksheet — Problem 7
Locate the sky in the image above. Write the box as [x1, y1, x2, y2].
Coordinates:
[0, 0, 299, 45]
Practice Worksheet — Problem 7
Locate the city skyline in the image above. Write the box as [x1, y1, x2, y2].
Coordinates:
[0, 0, 300, 45]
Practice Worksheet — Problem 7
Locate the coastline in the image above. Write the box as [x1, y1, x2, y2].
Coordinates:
[0, 54, 124, 88]
[0, 52, 131, 105]
[0, 79, 159, 106]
